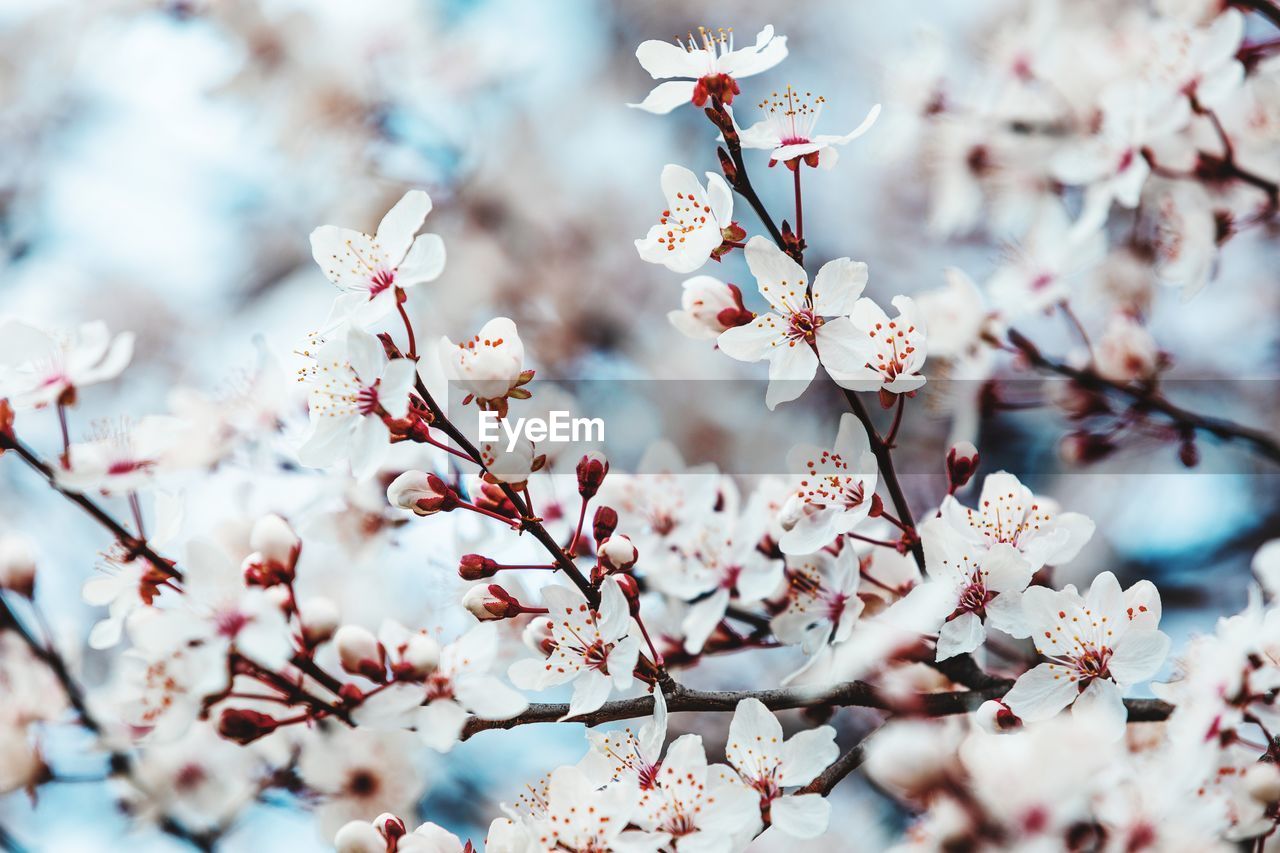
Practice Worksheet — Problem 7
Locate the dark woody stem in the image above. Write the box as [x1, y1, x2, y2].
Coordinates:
[1007, 329, 1280, 466]
[705, 100, 792, 259]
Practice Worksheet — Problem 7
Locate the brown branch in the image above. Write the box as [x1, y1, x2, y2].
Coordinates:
[1237, 0, 1280, 31]
[840, 388, 926, 569]
[704, 101, 792, 259]
[0, 432, 181, 581]
[461, 678, 1172, 741]
[800, 727, 879, 796]
[1007, 330, 1280, 466]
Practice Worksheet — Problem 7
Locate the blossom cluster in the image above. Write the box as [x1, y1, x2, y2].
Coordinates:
[0, 6, 1277, 852]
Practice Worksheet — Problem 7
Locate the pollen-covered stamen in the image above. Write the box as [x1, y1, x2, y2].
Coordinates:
[676, 25, 734, 57]
[760, 84, 826, 145]
[864, 318, 920, 379]
[1074, 646, 1113, 680]
[343, 238, 397, 299]
[654, 192, 714, 253]
[786, 308, 823, 344]
[950, 578, 995, 620]
[425, 672, 455, 702]
[298, 356, 382, 419]
[797, 448, 867, 513]
[965, 490, 1054, 548]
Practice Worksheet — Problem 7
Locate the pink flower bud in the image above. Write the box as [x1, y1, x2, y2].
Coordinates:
[334, 821, 385, 853]
[522, 617, 556, 656]
[373, 813, 407, 843]
[217, 708, 280, 745]
[462, 584, 521, 621]
[613, 573, 641, 617]
[299, 597, 340, 646]
[387, 471, 459, 516]
[459, 554, 499, 581]
[250, 514, 299, 567]
[0, 534, 37, 599]
[335, 625, 386, 681]
[576, 451, 609, 499]
[592, 506, 618, 543]
[945, 441, 979, 492]
[401, 634, 442, 678]
[598, 534, 637, 573]
[974, 699, 1022, 733]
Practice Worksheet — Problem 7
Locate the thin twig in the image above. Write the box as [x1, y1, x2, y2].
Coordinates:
[1008, 330, 1280, 466]
[800, 727, 880, 795]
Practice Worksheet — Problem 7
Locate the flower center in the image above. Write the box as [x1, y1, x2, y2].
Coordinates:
[787, 308, 823, 343]
[760, 85, 825, 149]
[1075, 646, 1113, 682]
[368, 268, 396, 297]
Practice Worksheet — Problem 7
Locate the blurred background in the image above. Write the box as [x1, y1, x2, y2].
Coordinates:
[1, 0, 1277, 849]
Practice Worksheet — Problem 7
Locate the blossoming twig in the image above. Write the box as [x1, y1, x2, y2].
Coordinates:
[1007, 329, 1280, 466]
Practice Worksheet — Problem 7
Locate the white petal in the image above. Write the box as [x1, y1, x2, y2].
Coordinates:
[376, 190, 433, 265]
[764, 341, 818, 409]
[745, 236, 807, 314]
[566, 672, 613, 719]
[416, 699, 467, 752]
[455, 675, 529, 720]
[629, 80, 698, 114]
[635, 40, 706, 80]
[1072, 678, 1127, 739]
[778, 726, 838, 787]
[396, 233, 446, 286]
[810, 258, 868, 316]
[936, 612, 984, 660]
[1108, 629, 1170, 685]
[683, 589, 730, 654]
[1003, 662, 1078, 721]
[716, 314, 780, 363]
[769, 794, 831, 839]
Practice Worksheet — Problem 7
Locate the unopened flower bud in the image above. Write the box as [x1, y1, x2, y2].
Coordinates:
[334, 821, 385, 853]
[462, 584, 522, 621]
[335, 625, 386, 681]
[250, 514, 299, 567]
[945, 441, 979, 492]
[0, 534, 37, 599]
[576, 451, 609, 499]
[973, 700, 1022, 733]
[1246, 762, 1280, 804]
[522, 617, 556, 656]
[217, 707, 280, 745]
[613, 573, 641, 616]
[459, 553, 499, 581]
[373, 813, 407, 843]
[300, 597, 340, 646]
[592, 506, 618, 543]
[402, 634, 442, 678]
[387, 471, 460, 516]
[598, 534, 637, 573]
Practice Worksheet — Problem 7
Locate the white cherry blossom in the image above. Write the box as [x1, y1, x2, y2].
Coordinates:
[717, 236, 870, 409]
[939, 471, 1095, 572]
[718, 698, 839, 839]
[296, 326, 415, 479]
[0, 318, 133, 410]
[827, 296, 928, 396]
[440, 316, 526, 408]
[310, 190, 446, 327]
[508, 576, 640, 718]
[635, 165, 734, 274]
[898, 519, 1034, 661]
[56, 416, 186, 494]
[777, 413, 878, 555]
[986, 201, 1107, 316]
[667, 275, 753, 340]
[771, 545, 864, 682]
[1004, 571, 1171, 737]
[631, 25, 788, 114]
[739, 87, 880, 169]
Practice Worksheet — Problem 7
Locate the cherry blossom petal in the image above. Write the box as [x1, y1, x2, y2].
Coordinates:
[454, 675, 528, 720]
[396, 233, 447, 286]
[416, 699, 468, 752]
[717, 315, 783, 363]
[565, 671, 613, 719]
[375, 190, 432, 265]
[634, 40, 707, 80]
[981, 544, 1033, 595]
[1071, 677, 1127, 738]
[764, 340, 819, 410]
[683, 588, 730, 654]
[937, 612, 985, 660]
[727, 698, 784, 771]
[744, 237, 808, 314]
[1003, 662, 1079, 721]
[769, 794, 831, 839]
[629, 80, 698, 114]
[1108, 629, 1171, 685]
[777, 726, 838, 787]
[810, 257, 868, 316]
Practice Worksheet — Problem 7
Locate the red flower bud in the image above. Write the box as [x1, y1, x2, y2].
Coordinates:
[945, 441, 980, 492]
[576, 451, 609, 499]
[613, 573, 641, 617]
[218, 708, 280, 745]
[593, 506, 619, 543]
[458, 554, 499, 581]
